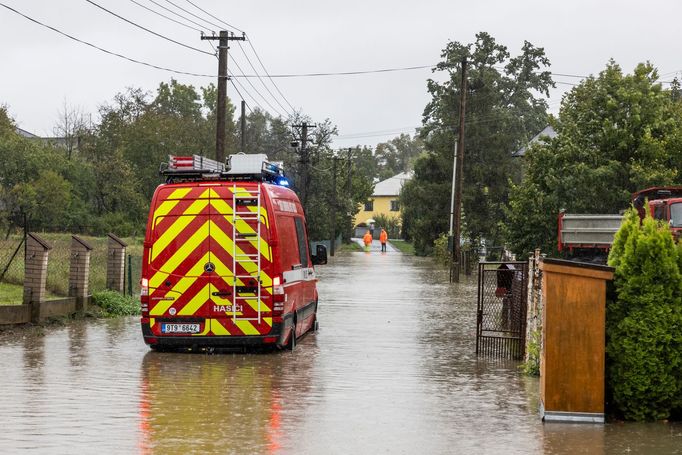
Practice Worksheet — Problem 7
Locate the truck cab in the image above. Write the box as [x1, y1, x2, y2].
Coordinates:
[634, 186, 682, 240]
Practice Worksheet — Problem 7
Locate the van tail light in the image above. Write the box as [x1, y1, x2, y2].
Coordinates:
[140, 278, 150, 314]
[140, 278, 149, 296]
[272, 276, 285, 313]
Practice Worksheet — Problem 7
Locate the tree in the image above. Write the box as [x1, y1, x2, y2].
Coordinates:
[53, 100, 89, 159]
[506, 61, 682, 256]
[403, 32, 552, 255]
[374, 133, 423, 180]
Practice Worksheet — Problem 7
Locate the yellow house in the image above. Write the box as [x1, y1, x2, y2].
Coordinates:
[354, 172, 412, 235]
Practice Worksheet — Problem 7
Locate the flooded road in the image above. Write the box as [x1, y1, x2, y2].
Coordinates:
[1, 252, 680, 454]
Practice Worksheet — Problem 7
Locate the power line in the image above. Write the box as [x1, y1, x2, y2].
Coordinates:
[235, 64, 435, 78]
[84, 0, 212, 55]
[229, 56, 285, 117]
[182, 0, 244, 34]
[244, 36, 296, 113]
[0, 3, 215, 77]
[235, 40, 291, 116]
[162, 0, 223, 31]
[228, 79, 253, 114]
[130, 0, 207, 32]
[175, 0, 296, 114]
[205, 40, 264, 114]
[337, 126, 419, 139]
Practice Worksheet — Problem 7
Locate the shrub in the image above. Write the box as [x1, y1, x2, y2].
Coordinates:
[606, 210, 682, 420]
[432, 233, 451, 266]
[373, 214, 402, 238]
[522, 329, 541, 376]
[92, 290, 140, 317]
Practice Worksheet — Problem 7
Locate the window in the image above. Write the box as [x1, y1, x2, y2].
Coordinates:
[653, 204, 667, 221]
[390, 200, 400, 211]
[294, 217, 309, 268]
[671, 203, 682, 227]
[364, 200, 374, 211]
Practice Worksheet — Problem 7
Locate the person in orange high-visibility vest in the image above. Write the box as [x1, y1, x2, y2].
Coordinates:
[363, 230, 372, 252]
[379, 228, 388, 252]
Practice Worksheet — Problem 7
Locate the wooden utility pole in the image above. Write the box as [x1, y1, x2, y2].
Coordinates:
[240, 100, 246, 154]
[202, 31, 246, 163]
[292, 122, 316, 214]
[330, 156, 339, 257]
[452, 57, 468, 282]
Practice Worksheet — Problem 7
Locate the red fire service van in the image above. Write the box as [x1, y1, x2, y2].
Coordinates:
[140, 154, 327, 351]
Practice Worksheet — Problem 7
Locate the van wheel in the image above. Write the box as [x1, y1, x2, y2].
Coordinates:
[288, 327, 296, 351]
[313, 317, 319, 332]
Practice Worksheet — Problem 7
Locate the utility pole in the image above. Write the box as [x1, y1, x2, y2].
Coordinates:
[451, 57, 468, 283]
[240, 100, 246, 154]
[201, 31, 246, 163]
[292, 122, 316, 214]
[346, 148, 353, 240]
[330, 156, 339, 257]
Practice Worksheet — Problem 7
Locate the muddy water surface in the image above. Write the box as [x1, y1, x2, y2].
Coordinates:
[1, 252, 680, 454]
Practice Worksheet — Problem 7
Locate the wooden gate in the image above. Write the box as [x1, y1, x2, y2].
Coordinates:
[476, 261, 528, 360]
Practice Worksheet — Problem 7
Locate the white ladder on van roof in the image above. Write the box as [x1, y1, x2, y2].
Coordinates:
[231, 184, 262, 323]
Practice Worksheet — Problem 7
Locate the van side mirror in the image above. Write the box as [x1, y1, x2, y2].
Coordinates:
[312, 244, 328, 265]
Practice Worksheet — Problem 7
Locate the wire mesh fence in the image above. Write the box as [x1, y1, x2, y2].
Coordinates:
[0, 235, 26, 305]
[0, 236, 25, 284]
[0, 232, 143, 305]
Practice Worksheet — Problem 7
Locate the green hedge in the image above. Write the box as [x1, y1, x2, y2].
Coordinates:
[607, 209, 682, 420]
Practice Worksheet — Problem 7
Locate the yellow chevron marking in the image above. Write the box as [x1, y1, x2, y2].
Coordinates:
[209, 221, 273, 290]
[210, 254, 234, 280]
[150, 318, 155, 328]
[149, 298, 175, 316]
[236, 294, 270, 313]
[178, 283, 211, 316]
[152, 253, 214, 317]
[149, 271, 169, 291]
[263, 317, 272, 327]
[169, 187, 196, 200]
[210, 319, 230, 335]
[235, 320, 260, 335]
[151, 193, 209, 261]
[169, 253, 209, 295]
[152, 188, 192, 220]
[155, 221, 209, 274]
[208, 191, 271, 262]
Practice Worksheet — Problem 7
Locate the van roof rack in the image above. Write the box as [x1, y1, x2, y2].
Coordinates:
[160, 153, 288, 185]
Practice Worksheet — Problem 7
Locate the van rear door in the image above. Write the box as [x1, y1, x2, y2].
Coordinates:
[147, 186, 212, 336]
[207, 184, 274, 337]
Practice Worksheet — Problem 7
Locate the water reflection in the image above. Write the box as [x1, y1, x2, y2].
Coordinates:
[138, 343, 318, 454]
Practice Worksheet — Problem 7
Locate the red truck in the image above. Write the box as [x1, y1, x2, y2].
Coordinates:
[558, 186, 682, 261]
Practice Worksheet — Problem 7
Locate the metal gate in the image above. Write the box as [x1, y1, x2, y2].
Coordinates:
[476, 261, 528, 360]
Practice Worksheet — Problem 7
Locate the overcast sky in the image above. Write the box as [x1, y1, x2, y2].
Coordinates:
[1, 0, 681, 149]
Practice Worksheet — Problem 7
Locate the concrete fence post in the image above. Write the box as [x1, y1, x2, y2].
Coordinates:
[69, 235, 93, 312]
[23, 233, 52, 323]
[106, 233, 127, 293]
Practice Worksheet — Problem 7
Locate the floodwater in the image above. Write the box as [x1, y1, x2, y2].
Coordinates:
[1, 252, 680, 454]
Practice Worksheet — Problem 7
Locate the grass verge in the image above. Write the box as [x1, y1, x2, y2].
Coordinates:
[91, 290, 140, 317]
[337, 242, 364, 252]
[390, 239, 415, 254]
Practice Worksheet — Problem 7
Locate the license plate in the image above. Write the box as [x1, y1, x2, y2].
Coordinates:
[161, 323, 200, 334]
